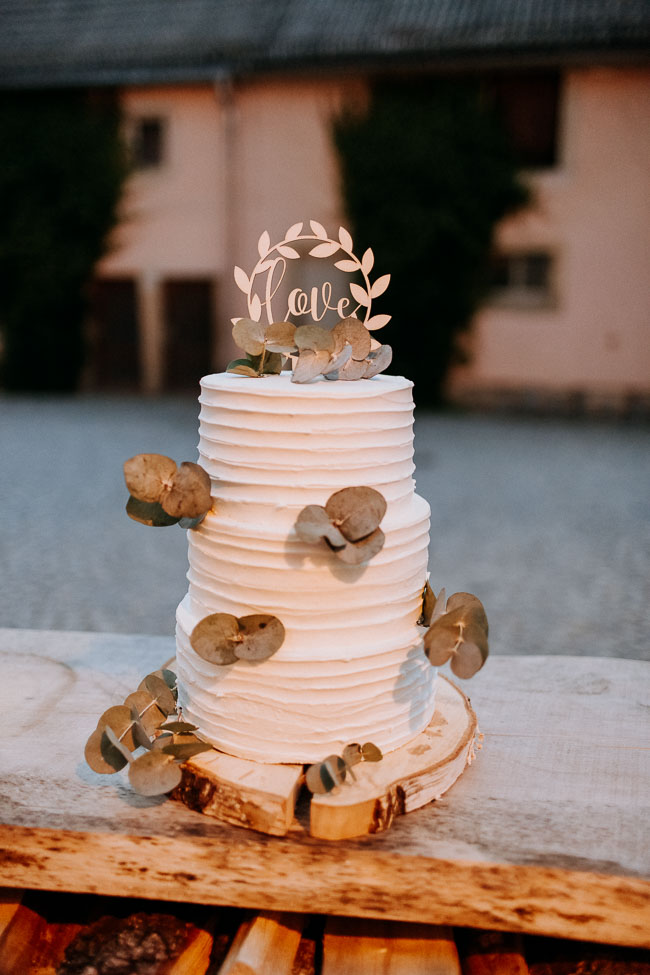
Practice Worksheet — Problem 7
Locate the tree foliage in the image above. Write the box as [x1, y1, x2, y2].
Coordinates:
[0, 90, 127, 391]
[334, 79, 529, 405]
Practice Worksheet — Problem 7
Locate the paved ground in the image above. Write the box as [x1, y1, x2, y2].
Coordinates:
[1, 394, 648, 660]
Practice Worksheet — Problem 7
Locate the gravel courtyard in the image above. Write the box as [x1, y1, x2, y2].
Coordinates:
[1, 393, 648, 660]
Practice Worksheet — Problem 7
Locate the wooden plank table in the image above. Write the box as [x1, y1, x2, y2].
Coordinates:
[0, 627, 648, 949]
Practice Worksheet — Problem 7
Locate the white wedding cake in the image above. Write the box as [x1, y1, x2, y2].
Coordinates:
[174, 371, 435, 763]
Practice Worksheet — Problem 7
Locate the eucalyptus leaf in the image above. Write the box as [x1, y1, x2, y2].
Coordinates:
[161, 720, 198, 733]
[419, 579, 437, 626]
[446, 592, 489, 634]
[141, 674, 177, 715]
[334, 528, 385, 564]
[190, 613, 240, 664]
[321, 342, 352, 376]
[295, 325, 335, 353]
[126, 496, 180, 527]
[236, 614, 285, 661]
[259, 351, 284, 375]
[291, 349, 330, 383]
[264, 321, 297, 354]
[96, 704, 137, 752]
[123, 453, 176, 503]
[332, 318, 371, 361]
[160, 668, 178, 692]
[450, 630, 488, 679]
[124, 690, 165, 736]
[178, 513, 206, 530]
[338, 356, 368, 381]
[325, 486, 387, 542]
[103, 724, 135, 763]
[361, 742, 383, 763]
[342, 743, 363, 767]
[363, 343, 393, 379]
[128, 751, 183, 796]
[295, 505, 346, 548]
[84, 727, 127, 774]
[227, 357, 260, 377]
[232, 318, 266, 356]
[130, 713, 154, 751]
[161, 741, 213, 760]
[161, 461, 212, 519]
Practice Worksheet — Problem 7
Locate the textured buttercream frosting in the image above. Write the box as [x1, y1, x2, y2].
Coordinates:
[175, 372, 436, 763]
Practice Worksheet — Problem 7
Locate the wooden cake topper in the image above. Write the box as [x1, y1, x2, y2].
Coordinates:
[233, 220, 391, 330]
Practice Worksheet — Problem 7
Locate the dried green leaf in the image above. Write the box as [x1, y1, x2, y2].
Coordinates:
[227, 357, 260, 377]
[232, 318, 266, 356]
[128, 751, 183, 796]
[151, 732, 174, 751]
[342, 743, 363, 767]
[178, 513, 207, 530]
[259, 351, 284, 375]
[84, 727, 127, 774]
[103, 724, 135, 764]
[160, 668, 177, 691]
[161, 740, 213, 760]
[190, 613, 240, 664]
[264, 321, 297, 354]
[124, 691, 166, 736]
[450, 626, 489, 679]
[96, 705, 136, 752]
[446, 592, 489, 634]
[363, 344, 393, 379]
[332, 318, 371, 360]
[334, 528, 385, 564]
[321, 342, 352, 376]
[419, 580, 440, 627]
[123, 453, 176, 503]
[361, 742, 383, 763]
[236, 614, 285, 661]
[126, 496, 180, 527]
[325, 486, 387, 542]
[160, 461, 211, 519]
[295, 505, 346, 547]
[129, 711, 154, 751]
[338, 356, 369, 381]
[140, 674, 177, 716]
[423, 614, 459, 666]
[305, 755, 347, 794]
[295, 325, 335, 353]
[291, 349, 330, 383]
[161, 720, 198, 733]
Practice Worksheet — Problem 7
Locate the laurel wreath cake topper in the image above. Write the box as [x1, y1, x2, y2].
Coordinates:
[228, 221, 393, 382]
[233, 220, 391, 330]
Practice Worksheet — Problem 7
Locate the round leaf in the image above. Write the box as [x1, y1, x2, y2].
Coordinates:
[325, 486, 387, 542]
[232, 318, 266, 356]
[161, 740, 213, 761]
[162, 462, 212, 519]
[264, 321, 297, 354]
[446, 592, 489, 634]
[295, 505, 346, 547]
[450, 627, 488, 679]
[126, 496, 180, 527]
[423, 613, 461, 666]
[84, 727, 127, 774]
[338, 357, 368, 381]
[295, 326, 335, 353]
[128, 751, 183, 796]
[321, 342, 352, 376]
[334, 528, 385, 565]
[363, 344, 393, 379]
[236, 614, 285, 661]
[332, 318, 371, 361]
[190, 613, 240, 664]
[96, 704, 136, 752]
[139, 674, 179, 716]
[259, 351, 284, 375]
[291, 349, 330, 383]
[361, 742, 383, 763]
[123, 690, 166, 736]
[342, 743, 363, 767]
[123, 453, 176, 503]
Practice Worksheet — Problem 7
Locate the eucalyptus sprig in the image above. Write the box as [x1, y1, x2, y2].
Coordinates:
[227, 319, 296, 376]
[295, 486, 387, 564]
[124, 453, 212, 529]
[190, 612, 286, 664]
[305, 741, 383, 794]
[420, 586, 489, 679]
[84, 667, 212, 796]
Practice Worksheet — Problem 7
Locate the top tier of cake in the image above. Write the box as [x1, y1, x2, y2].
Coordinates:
[175, 372, 435, 763]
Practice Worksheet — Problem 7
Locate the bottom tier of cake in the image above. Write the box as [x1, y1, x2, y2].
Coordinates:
[175, 597, 437, 763]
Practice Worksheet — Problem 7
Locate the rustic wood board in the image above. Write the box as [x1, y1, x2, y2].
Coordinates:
[0, 628, 649, 947]
[322, 917, 461, 974]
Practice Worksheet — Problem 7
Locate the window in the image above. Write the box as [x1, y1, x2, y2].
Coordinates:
[131, 116, 165, 169]
[486, 71, 560, 168]
[488, 251, 554, 308]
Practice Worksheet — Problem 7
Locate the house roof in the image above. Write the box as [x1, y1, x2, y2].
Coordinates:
[1, 0, 649, 88]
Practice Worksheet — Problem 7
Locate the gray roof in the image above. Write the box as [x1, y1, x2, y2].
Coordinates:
[1, 0, 649, 88]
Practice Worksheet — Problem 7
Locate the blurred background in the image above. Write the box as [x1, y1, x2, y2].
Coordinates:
[1, 0, 649, 658]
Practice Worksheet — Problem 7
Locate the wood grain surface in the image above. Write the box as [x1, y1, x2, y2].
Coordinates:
[0, 628, 648, 947]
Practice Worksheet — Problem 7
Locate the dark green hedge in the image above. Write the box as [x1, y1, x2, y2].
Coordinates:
[0, 90, 127, 391]
[335, 79, 529, 406]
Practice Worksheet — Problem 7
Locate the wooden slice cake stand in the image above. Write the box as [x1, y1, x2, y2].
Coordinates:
[173, 675, 478, 840]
